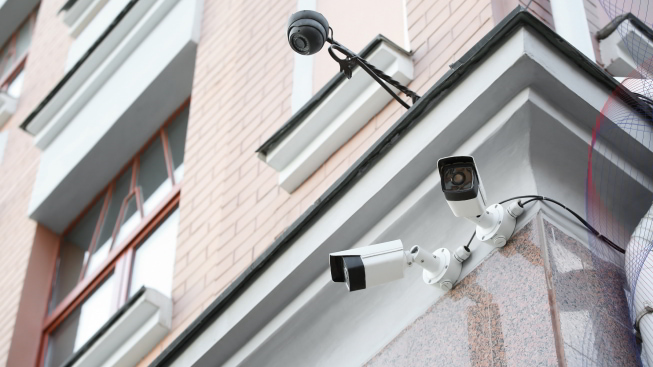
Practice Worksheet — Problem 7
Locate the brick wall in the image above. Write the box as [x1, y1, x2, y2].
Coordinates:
[0, 0, 616, 366]
[0, 0, 72, 366]
[133, 0, 525, 364]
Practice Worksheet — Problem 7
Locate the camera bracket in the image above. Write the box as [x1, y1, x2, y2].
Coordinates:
[326, 38, 420, 109]
[410, 245, 470, 291]
[470, 203, 517, 247]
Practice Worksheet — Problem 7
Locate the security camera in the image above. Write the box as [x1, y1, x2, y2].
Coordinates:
[438, 155, 522, 247]
[329, 240, 471, 292]
[438, 156, 488, 217]
[287, 10, 329, 55]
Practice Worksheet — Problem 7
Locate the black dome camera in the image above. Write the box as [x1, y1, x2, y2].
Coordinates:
[287, 10, 329, 55]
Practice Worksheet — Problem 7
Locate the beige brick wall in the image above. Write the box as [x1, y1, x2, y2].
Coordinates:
[0, 0, 72, 366]
[134, 0, 523, 365]
[0, 0, 615, 366]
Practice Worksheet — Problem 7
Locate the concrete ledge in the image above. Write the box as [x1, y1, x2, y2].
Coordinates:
[26, 0, 202, 233]
[259, 39, 413, 193]
[599, 18, 653, 78]
[66, 288, 172, 367]
[0, 92, 17, 129]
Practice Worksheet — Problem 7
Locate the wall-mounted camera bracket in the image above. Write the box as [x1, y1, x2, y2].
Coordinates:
[469, 203, 517, 247]
[325, 38, 420, 109]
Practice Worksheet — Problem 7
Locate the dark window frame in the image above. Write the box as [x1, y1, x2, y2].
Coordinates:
[38, 99, 190, 367]
[0, 6, 38, 94]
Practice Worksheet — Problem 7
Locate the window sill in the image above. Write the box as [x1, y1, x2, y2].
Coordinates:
[0, 92, 17, 129]
[60, 287, 172, 367]
[256, 35, 413, 193]
[598, 15, 653, 78]
[60, 0, 110, 39]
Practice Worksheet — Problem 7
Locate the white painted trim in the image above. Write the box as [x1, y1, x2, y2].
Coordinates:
[28, 0, 182, 147]
[61, 0, 95, 28]
[64, 0, 110, 39]
[265, 41, 414, 192]
[550, 0, 595, 62]
[600, 20, 653, 78]
[402, 0, 410, 51]
[0, 92, 17, 129]
[72, 288, 172, 367]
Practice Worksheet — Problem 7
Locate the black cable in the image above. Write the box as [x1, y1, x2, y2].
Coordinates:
[463, 195, 625, 255]
[464, 196, 543, 251]
[516, 196, 625, 254]
[463, 231, 475, 252]
[524, 0, 534, 10]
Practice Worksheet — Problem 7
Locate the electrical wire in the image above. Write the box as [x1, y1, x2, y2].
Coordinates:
[462, 195, 625, 254]
[517, 196, 624, 254]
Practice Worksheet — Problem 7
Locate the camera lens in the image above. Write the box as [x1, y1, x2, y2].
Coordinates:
[451, 172, 465, 185]
[293, 35, 307, 50]
[442, 165, 474, 191]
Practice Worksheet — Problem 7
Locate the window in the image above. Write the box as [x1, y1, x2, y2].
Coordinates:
[0, 7, 37, 98]
[41, 102, 189, 367]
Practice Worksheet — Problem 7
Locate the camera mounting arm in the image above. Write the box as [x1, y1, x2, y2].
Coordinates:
[286, 10, 420, 110]
[325, 37, 420, 109]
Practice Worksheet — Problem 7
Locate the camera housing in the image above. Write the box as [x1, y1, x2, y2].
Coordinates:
[437, 156, 487, 218]
[329, 240, 472, 292]
[287, 10, 329, 55]
[438, 155, 522, 248]
[329, 240, 407, 291]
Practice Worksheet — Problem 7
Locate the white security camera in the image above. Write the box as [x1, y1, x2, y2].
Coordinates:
[329, 240, 471, 292]
[438, 156, 521, 247]
[329, 240, 407, 292]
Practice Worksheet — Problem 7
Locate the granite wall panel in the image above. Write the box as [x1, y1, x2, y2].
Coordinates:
[365, 215, 639, 367]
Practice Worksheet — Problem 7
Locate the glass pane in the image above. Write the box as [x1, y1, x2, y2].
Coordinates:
[0, 45, 10, 79]
[49, 197, 104, 313]
[129, 208, 179, 297]
[14, 18, 32, 59]
[45, 273, 115, 367]
[7, 68, 24, 98]
[87, 167, 132, 277]
[114, 195, 140, 246]
[166, 106, 189, 182]
[74, 274, 115, 349]
[139, 136, 171, 215]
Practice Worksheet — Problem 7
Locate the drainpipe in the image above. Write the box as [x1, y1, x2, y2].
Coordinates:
[626, 205, 653, 364]
[550, 0, 596, 62]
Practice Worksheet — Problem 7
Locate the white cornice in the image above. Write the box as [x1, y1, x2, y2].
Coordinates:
[28, 0, 180, 148]
[261, 41, 414, 193]
[168, 26, 653, 367]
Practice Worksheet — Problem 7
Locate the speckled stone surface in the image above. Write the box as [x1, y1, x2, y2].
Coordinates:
[543, 220, 638, 367]
[365, 220, 558, 367]
[364, 217, 639, 367]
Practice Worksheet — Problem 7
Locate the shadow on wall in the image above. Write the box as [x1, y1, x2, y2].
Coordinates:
[365, 215, 638, 367]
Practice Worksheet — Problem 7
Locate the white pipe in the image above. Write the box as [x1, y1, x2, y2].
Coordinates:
[550, 0, 596, 62]
[625, 205, 653, 364]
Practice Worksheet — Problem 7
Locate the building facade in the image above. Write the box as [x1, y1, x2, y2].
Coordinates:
[0, 0, 651, 366]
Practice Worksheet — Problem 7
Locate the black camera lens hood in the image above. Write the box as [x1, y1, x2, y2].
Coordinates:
[287, 10, 329, 39]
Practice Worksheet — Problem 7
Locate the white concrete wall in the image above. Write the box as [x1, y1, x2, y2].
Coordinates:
[65, 0, 131, 71]
[29, 0, 201, 232]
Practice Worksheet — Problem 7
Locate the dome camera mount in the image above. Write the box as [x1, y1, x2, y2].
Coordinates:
[287, 10, 421, 109]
